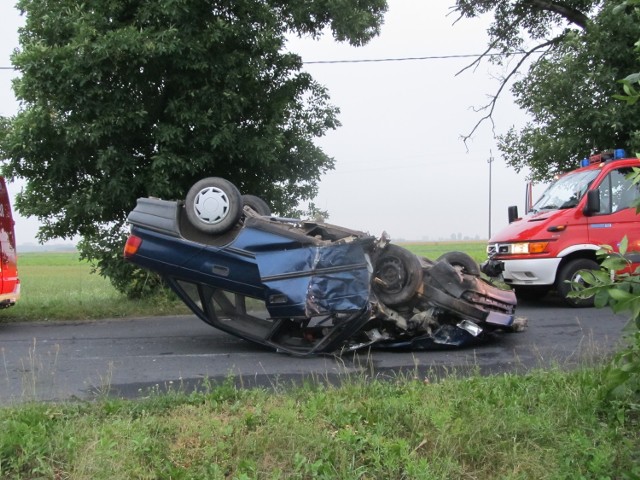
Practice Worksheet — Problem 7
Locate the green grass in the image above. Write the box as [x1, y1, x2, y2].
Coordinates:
[400, 240, 487, 263]
[2, 252, 189, 322]
[0, 367, 637, 479]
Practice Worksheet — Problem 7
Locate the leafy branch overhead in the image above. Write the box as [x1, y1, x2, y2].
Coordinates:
[451, 0, 594, 142]
[613, 0, 640, 105]
[453, 0, 640, 182]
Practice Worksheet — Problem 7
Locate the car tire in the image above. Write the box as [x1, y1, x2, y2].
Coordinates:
[436, 251, 481, 276]
[242, 194, 271, 216]
[556, 258, 599, 307]
[373, 245, 423, 306]
[185, 177, 243, 234]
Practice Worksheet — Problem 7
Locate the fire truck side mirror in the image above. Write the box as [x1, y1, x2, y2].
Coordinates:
[508, 205, 518, 223]
[583, 189, 600, 216]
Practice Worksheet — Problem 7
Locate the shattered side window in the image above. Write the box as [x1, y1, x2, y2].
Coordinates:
[203, 287, 274, 338]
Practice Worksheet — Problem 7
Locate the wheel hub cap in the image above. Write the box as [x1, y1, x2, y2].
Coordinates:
[193, 187, 230, 224]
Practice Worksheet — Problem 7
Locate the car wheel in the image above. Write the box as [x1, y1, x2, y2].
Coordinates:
[556, 258, 599, 307]
[373, 245, 423, 306]
[185, 177, 243, 234]
[436, 251, 481, 276]
[242, 194, 271, 216]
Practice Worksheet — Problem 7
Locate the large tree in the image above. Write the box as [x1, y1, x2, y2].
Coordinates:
[453, 0, 640, 182]
[0, 0, 387, 295]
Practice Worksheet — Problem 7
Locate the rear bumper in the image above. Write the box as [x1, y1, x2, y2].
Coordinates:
[0, 282, 20, 308]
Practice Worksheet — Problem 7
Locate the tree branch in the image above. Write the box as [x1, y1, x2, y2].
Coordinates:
[526, 0, 590, 29]
[456, 39, 504, 76]
[460, 37, 562, 146]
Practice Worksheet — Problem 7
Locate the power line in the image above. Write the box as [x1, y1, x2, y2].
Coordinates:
[304, 52, 509, 64]
[0, 51, 528, 70]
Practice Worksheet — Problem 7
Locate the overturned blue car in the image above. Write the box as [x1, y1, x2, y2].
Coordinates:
[124, 177, 520, 356]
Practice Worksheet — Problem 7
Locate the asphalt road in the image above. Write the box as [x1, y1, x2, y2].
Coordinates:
[0, 295, 632, 405]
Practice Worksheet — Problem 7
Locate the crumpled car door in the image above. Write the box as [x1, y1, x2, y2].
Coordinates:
[253, 241, 373, 319]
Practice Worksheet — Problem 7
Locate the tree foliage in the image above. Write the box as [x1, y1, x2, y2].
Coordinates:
[453, 0, 640, 182]
[614, 0, 640, 106]
[0, 0, 387, 296]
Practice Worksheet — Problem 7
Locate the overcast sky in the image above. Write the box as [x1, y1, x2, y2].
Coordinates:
[1, 1, 548, 245]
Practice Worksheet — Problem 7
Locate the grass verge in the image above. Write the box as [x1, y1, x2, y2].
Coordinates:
[0, 367, 638, 479]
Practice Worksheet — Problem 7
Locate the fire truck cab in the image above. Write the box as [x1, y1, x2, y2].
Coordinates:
[483, 149, 640, 307]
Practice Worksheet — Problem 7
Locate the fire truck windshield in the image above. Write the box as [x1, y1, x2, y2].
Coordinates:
[530, 169, 600, 213]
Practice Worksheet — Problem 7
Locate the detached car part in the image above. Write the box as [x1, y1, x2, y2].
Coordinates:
[124, 177, 519, 356]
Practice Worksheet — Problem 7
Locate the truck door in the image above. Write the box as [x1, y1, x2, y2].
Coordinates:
[588, 166, 640, 253]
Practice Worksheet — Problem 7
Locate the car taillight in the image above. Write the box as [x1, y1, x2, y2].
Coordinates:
[124, 235, 142, 258]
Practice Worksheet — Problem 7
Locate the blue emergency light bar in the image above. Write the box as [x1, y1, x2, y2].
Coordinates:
[580, 148, 627, 167]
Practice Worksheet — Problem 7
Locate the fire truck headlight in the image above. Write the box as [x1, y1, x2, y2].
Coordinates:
[511, 242, 549, 254]
[512, 243, 530, 254]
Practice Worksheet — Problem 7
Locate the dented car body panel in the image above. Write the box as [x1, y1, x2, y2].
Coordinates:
[125, 197, 518, 356]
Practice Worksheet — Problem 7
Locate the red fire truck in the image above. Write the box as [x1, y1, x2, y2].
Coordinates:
[482, 149, 640, 307]
[0, 177, 19, 308]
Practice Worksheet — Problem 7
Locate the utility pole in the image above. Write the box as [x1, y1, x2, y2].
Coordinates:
[487, 152, 494, 239]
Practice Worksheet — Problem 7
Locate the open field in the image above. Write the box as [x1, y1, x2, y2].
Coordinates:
[399, 240, 487, 263]
[2, 251, 189, 322]
[4, 242, 488, 322]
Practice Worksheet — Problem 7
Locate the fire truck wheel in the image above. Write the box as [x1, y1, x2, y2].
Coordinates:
[556, 258, 599, 307]
[373, 245, 423, 306]
[437, 251, 481, 276]
[185, 177, 243, 234]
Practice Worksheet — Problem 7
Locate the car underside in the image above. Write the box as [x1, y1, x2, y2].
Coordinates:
[124, 177, 521, 356]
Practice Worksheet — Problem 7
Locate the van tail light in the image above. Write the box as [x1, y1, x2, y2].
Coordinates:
[124, 235, 142, 258]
